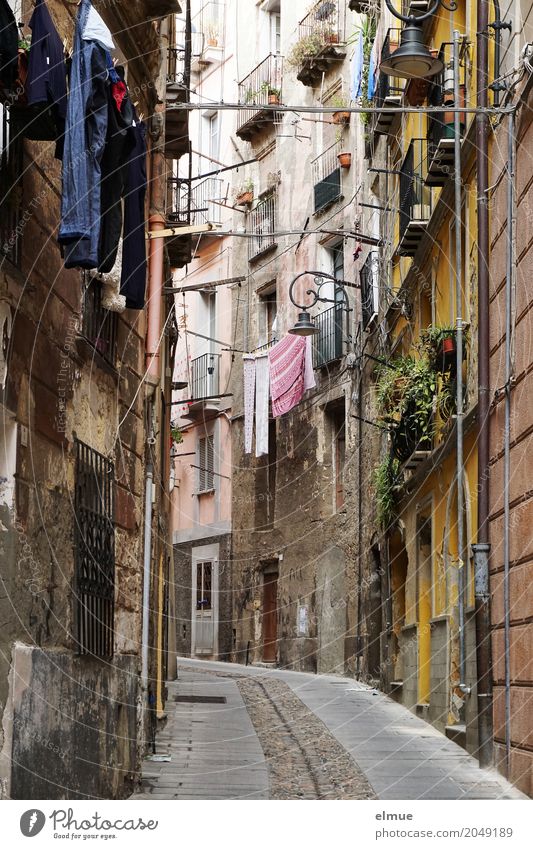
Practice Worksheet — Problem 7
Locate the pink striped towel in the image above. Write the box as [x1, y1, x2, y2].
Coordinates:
[269, 334, 312, 417]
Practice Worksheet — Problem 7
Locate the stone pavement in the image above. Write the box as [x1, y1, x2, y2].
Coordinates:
[131, 658, 524, 801]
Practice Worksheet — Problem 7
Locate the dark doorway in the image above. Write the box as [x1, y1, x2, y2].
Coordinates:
[262, 572, 278, 662]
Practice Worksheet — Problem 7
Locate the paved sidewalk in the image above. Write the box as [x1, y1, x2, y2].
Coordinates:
[132, 658, 525, 799]
[132, 670, 269, 800]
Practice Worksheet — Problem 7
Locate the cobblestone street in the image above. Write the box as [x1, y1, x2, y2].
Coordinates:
[131, 659, 523, 801]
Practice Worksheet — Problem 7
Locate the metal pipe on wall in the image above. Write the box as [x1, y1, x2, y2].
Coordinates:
[141, 460, 154, 691]
[452, 31, 468, 696]
[472, 0, 494, 770]
[503, 110, 515, 776]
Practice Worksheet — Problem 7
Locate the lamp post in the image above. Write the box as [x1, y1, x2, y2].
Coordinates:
[380, 0, 458, 79]
[288, 271, 352, 336]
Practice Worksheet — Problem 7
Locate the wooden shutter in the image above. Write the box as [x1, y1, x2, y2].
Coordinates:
[198, 435, 214, 491]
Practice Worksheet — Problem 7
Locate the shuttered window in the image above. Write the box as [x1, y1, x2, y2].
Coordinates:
[198, 435, 215, 492]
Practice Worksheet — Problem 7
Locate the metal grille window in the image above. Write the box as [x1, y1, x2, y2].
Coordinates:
[74, 440, 115, 658]
[360, 251, 379, 328]
[0, 104, 23, 267]
[81, 275, 118, 366]
[198, 435, 215, 492]
[313, 304, 345, 367]
[248, 192, 277, 261]
[312, 141, 342, 213]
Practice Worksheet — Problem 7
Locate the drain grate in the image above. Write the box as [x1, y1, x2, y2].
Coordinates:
[173, 695, 227, 704]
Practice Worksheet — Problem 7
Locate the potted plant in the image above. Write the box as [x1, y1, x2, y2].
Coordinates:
[421, 325, 464, 373]
[206, 21, 219, 47]
[374, 455, 402, 529]
[286, 32, 326, 68]
[234, 179, 254, 206]
[324, 27, 339, 45]
[260, 82, 281, 105]
[338, 150, 352, 168]
[331, 94, 350, 124]
[376, 356, 437, 461]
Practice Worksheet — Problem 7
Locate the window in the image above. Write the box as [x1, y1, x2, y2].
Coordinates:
[81, 275, 118, 366]
[0, 105, 23, 267]
[328, 404, 346, 510]
[270, 11, 281, 54]
[209, 112, 220, 161]
[74, 440, 115, 658]
[198, 434, 215, 492]
[196, 561, 213, 611]
[259, 287, 278, 346]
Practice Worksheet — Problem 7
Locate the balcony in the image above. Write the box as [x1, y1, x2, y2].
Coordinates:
[0, 106, 23, 268]
[182, 352, 222, 419]
[398, 139, 432, 257]
[236, 55, 283, 142]
[248, 193, 277, 261]
[372, 29, 403, 137]
[165, 46, 190, 159]
[312, 140, 343, 214]
[293, 0, 347, 88]
[77, 276, 118, 370]
[359, 251, 379, 329]
[313, 305, 346, 368]
[425, 42, 468, 187]
[166, 175, 193, 268]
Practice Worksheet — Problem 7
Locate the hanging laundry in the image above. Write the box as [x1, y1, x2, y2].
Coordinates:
[24, 0, 67, 153]
[120, 119, 148, 309]
[0, 0, 18, 92]
[367, 36, 378, 100]
[59, 0, 112, 270]
[269, 335, 309, 418]
[98, 61, 136, 274]
[99, 238, 126, 313]
[243, 355, 256, 454]
[350, 28, 363, 101]
[255, 353, 269, 457]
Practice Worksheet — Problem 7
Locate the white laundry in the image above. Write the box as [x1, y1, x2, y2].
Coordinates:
[243, 355, 255, 454]
[255, 353, 270, 457]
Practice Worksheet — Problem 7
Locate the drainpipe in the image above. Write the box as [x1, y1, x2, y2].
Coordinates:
[452, 31, 469, 697]
[472, 0, 494, 770]
[503, 111, 515, 776]
[356, 358, 363, 678]
[141, 458, 154, 691]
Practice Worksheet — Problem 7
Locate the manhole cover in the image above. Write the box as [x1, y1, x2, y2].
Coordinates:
[173, 695, 227, 704]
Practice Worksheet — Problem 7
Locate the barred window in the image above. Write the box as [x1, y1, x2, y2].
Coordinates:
[0, 104, 23, 267]
[198, 435, 214, 492]
[74, 440, 115, 657]
[81, 275, 118, 366]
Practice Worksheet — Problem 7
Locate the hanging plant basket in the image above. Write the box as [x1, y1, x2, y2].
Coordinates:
[235, 191, 253, 206]
[337, 151, 352, 168]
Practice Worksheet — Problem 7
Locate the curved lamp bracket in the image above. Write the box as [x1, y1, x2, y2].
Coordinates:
[383, 0, 457, 25]
[289, 270, 350, 311]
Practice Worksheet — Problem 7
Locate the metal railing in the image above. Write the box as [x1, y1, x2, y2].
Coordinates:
[248, 192, 277, 261]
[190, 177, 225, 225]
[298, 0, 346, 46]
[399, 138, 432, 243]
[313, 305, 346, 367]
[0, 104, 23, 267]
[359, 251, 379, 329]
[237, 54, 283, 133]
[312, 140, 342, 213]
[372, 29, 403, 133]
[74, 439, 115, 658]
[190, 352, 221, 400]
[81, 276, 118, 366]
[167, 177, 190, 226]
[168, 33, 205, 84]
[427, 41, 468, 160]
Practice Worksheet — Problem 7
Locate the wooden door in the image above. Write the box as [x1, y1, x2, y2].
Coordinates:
[262, 573, 278, 663]
[193, 560, 214, 654]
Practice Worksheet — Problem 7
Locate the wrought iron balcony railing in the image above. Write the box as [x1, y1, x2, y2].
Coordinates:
[312, 140, 342, 214]
[190, 352, 221, 400]
[0, 105, 23, 268]
[237, 54, 283, 141]
[398, 138, 432, 257]
[426, 41, 468, 186]
[248, 192, 277, 261]
[359, 251, 379, 329]
[313, 304, 346, 368]
[298, 0, 346, 46]
[167, 176, 225, 228]
[371, 29, 404, 137]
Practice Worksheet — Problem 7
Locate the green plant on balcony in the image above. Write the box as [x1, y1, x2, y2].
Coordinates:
[420, 324, 468, 373]
[233, 178, 254, 205]
[170, 425, 183, 445]
[374, 455, 402, 529]
[260, 81, 281, 104]
[286, 31, 329, 68]
[351, 14, 377, 126]
[376, 355, 436, 461]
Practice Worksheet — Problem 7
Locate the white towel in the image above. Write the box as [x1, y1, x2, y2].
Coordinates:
[243, 355, 255, 454]
[303, 336, 316, 392]
[255, 353, 270, 457]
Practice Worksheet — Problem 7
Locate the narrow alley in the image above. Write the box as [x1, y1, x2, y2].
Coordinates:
[132, 659, 523, 801]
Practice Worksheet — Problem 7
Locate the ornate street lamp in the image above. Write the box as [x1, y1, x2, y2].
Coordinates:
[288, 271, 351, 336]
[380, 0, 458, 80]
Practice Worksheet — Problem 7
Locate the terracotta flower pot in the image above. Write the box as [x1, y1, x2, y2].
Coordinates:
[337, 152, 352, 168]
[207, 37, 218, 47]
[268, 93, 280, 105]
[332, 110, 350, 125]
[236, 191, 253, 205]
[325, 32, 339, 44]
